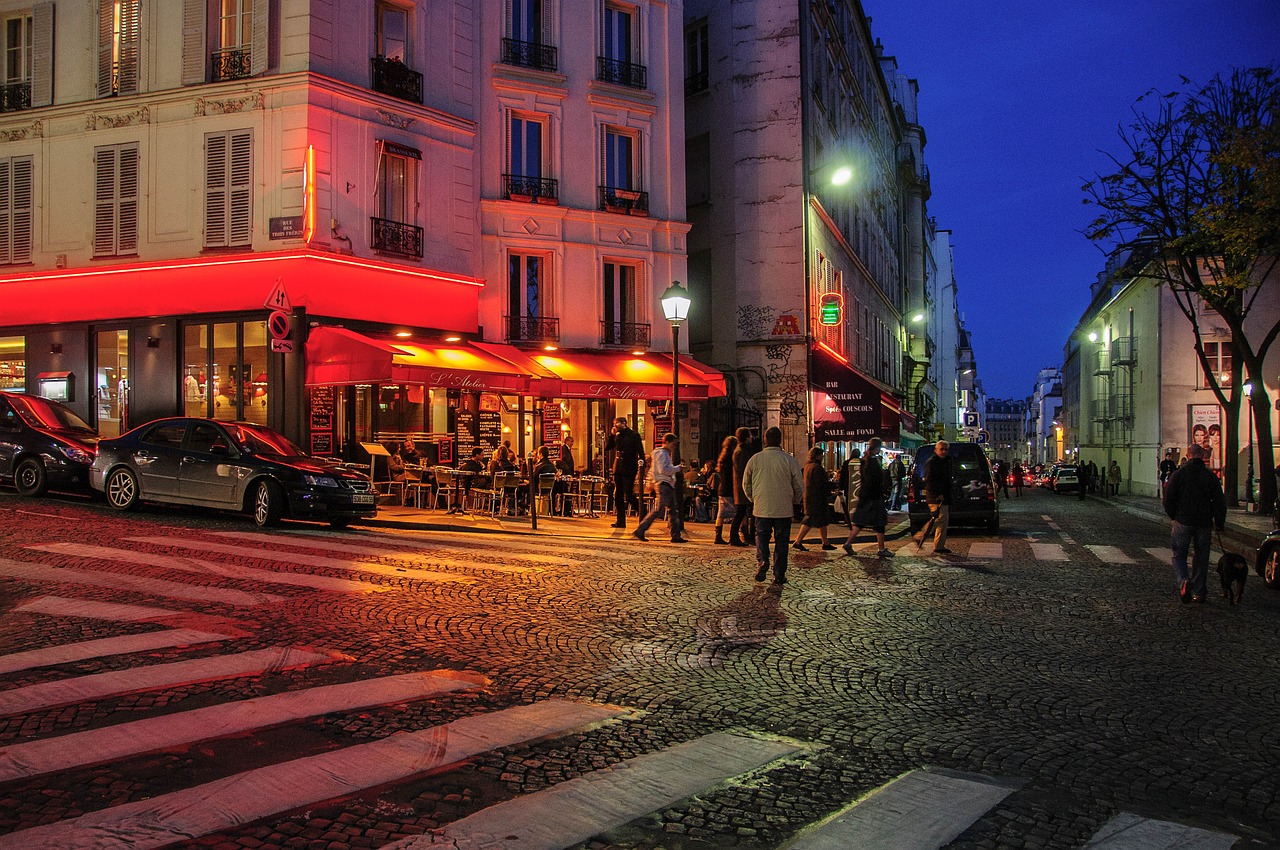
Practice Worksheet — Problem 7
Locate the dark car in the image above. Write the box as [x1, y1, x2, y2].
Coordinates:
[0, 391, 99, 496]
[907, 442, 999, 534]
[90, 417, 376, 528]
[1257, 528, 1280, 589]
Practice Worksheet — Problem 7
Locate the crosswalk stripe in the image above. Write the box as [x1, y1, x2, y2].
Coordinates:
[382, 528, 646, 559]
[1144, 547, 1171, 563]
[0, 556, 282, 607]
[779, 769, 1016, 849]
[28, 543, 376, 594]
[0, 629, 228, 676]
[0, 700, 626, 850]
[1083, 812, 1238, 848]
[1030, 543, 1068, 561]
[208, 531, 540, 572]
[390, 731, 803, 850]
[1085, 545, 1135, 564]
[15, 596, 192, 622]
[0, 646, 335, 718]
[966, 542, 1002, 559]
[0, 671, 483, 783]
[126, 537, 476, 584]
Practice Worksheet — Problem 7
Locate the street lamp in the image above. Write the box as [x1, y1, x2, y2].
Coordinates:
[1244, 381, 1255, 506]
[660, 280, 691, 467]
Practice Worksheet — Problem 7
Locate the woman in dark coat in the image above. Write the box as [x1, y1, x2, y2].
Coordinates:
[843, 437, 891, 558]
[793, 446, 836, 551]
[713, 435, 738, 545]
[730, 427, 754, 546]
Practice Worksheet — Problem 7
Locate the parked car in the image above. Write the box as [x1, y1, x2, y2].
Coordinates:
[907, 442, 999, 534]
[1050, 465, 1080, 494]
[91, 417, 377, 528]
[1257, 528, 1280, 589]
[0, 390, 99, 497]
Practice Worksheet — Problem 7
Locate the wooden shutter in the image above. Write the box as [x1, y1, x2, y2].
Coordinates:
[8, 158, 34, 264]
[540, 0, 552, 45]
[204, 133, 228, 247]
[250, 0, 268, 76]
[117, 145, 138, 252]
[93, 148, 118, 254]
[118, 0, 140, 96]
[228, 131, 252, 245]
[181, 0, 207, 85]
[97, 1, 114, 97]
[31, 3, 54, 107]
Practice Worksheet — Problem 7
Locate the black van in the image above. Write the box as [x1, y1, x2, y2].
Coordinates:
[907, 442, 999, 534]
[0, 391, 99, 496]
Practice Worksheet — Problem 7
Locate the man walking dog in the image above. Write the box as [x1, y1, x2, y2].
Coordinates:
[1163, 442, 1226, 604]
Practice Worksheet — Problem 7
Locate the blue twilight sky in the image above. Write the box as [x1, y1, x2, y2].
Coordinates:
[860, 1, 1280, 400]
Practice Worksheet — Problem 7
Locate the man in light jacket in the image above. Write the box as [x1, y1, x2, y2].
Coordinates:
[743, 426, 805, 587]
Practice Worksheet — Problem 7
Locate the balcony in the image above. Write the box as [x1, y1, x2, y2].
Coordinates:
[502, 174, 559, 204]
[1091, 397, 1111, 422]
[600, 321, 651, 349]
[1093, 347, 1111, 375]
[0, 81, 31, 114]
[370, 217, 424, 259]
[502, 38, 558, 72]
[506, 315, 561, 345]
[599, 186, 649, 216]
[1110, 393, 1133, 422]
[371, 55, 423, 104]
[1111, 336, 1137, 365]
[596, 56, 647, 89]
[211, 47, 252, 82]
[684, 70, 708, 95]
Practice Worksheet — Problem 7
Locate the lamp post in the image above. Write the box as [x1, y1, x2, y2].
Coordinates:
[1244, 381, 1255, 507]
[661, 281, 691, 520]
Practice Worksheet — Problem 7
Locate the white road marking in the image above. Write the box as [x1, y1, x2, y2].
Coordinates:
[126, 537, 476, 584]
[966, 542, 1002, 559]
[1083, 812, 1238, 848]
[1085, 545, 1135, 565]
[391, 732, 802, 850]
[29, 543, 375, 594]
[779, 769, 1016, 850]
[0, 700, 626, 850]
[14, 596, 191, 622]
[0, 629, 227, 676]
[1030, 543, 1068, 561]
[380, 528, 647, 559]
[0, 646, 335, 717]
[0, 557, 281, 607]
[0, 671, 483, 783]
[207, 532, 539, 573]
[1145, 547, 1171, 563]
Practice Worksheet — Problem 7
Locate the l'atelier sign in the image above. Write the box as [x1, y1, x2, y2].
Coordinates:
[428, 371, 493, 390]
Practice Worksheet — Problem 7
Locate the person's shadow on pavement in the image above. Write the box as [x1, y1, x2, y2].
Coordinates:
[693, 589, 788, 654]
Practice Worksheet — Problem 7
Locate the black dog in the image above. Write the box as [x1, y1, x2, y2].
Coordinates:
[1217, 552, 1248, 605]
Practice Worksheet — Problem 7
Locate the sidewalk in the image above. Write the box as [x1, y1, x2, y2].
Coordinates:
[1091, 491, 1274, 556]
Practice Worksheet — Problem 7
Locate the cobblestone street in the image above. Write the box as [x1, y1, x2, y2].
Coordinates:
[0, 487, 1277, 849]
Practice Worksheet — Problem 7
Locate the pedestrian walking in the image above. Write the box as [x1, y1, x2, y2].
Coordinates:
[888, 453, 907, 510]
[836, 448, 862, 526]
[1011, 462, 1024, 497]
[633, 433, 687, 543]
[730, 427, 755, 547]
[1077, 460, 1090, 500]
[1108, 459, 1121, 497]
[793, 447, 836, 551]
[1158, 450, 1177, 493]
[1163, 442, 1226, 603]
[743, 426, 804, 587]
[913, 440, 952, 553]
[993, 460, 1010, 500]
[843, 437, 892, 557]
[713, 435, 738, 544]
[606, 417, 644, 529]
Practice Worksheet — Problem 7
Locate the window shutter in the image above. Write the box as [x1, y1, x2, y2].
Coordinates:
[250, 0, 268, 75]
[9, 159, 33, 264]
[97, 1, 114, 97]
[228, 131, 252, 246]
[118, 0, 141, 96]
[31, 3, 55, 107]
[540, 0, 551, 44]
[504, 0, 513, 38]
[181, 0, 207, 85]
[204, 133, 228, 247]
[0, 161, 11, 265]
[117, 145, 138, 252]
[93, 148, 118, 254]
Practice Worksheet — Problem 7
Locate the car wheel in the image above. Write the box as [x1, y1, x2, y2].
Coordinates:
[14, 457, 48, 497]
[105, 467, 141, 511]
[1263, 544, 1280, 589]
[328, 517, 351, 529]
[253, 479, 284, 527]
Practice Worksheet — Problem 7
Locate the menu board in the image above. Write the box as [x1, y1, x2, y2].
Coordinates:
[309, 386, 335, 430]
[541, 405, 562, 459]
[478, 411, 502, 452]
[310, 431, 333, 456]
[437, 437, 453, 465]
[456, 408, 478, 459]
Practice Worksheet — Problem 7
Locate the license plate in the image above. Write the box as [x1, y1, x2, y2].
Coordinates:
[352, 494, 376, 505]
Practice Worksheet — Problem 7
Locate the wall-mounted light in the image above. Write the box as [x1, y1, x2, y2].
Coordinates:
[911, 313, 924, 323]
[543, 344, 558, 351]
[444, 335, 462, 343]
[147, 337, 161, 348]
[49, 343, 62, 354]
[394, 331, 412, 338]
[1088, 332, 1098, 342]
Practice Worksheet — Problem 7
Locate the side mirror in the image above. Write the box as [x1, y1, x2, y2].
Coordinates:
[209, 443, 233, 457]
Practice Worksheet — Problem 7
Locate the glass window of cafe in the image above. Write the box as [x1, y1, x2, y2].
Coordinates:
[183, 319, 268, 425]
[0, 336, 24, 392]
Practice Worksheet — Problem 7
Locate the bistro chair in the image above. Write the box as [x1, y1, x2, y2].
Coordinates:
[467, 474, 496, 514]
[492, 470, 522, 517]
[536, 473, 559, 515]
[430, 468, 455, 512]
[565, 475, 606, 517]
[403, 465, 427, 507]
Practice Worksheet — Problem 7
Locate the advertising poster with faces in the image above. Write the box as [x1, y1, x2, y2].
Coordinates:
[1188, 404, 1222, 471]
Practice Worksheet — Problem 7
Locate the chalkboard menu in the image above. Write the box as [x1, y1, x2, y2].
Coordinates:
[308, 386, 336, 457]
[456, 408, 478, 459]
[478, 411, 501, 452]
[310, 431, 333, 456]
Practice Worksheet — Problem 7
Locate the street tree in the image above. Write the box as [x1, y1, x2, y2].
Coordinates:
[1083, 66, 1280, 513]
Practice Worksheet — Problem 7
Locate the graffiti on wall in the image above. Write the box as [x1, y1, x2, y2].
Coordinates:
[737, 306, 775, 341]
[764, 343, 807, 426]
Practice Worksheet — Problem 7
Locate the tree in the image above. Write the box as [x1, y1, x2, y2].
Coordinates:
[1083, 66, 1280, 513]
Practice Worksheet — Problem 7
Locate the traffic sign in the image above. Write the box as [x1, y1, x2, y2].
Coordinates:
[264, 278, 293, 314]
[976, 429, 990, 445]
[964, 411, 980, 427]
[270, 339, 294, 353]
[267, 310, 291, 340]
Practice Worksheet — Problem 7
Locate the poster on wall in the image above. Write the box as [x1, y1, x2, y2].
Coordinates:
[1188, 404, 1223, 471]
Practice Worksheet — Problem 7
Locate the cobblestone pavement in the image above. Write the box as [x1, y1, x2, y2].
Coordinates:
[0, 487, 1278, 849]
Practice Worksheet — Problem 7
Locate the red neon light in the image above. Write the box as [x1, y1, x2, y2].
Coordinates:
[303, 145, 316, 244]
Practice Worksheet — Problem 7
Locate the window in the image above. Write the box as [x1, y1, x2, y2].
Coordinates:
[602, 261, 647, 347]
[187, 320, 269, 424]
[509, 114, 544, 181]
[603, 3, 634, 63]
[98, 0, 141, 98]
[93, 144, 139, 257]
[504, 0, 556, 70]
[603, 128, 635, 190]
[511, 0, 542, 45]
[219, 0, 252, 49]
[0, 335, 24, 391]
[204, 130, 252, 249]
[377, 2, 408, 62]
[377, 143, 419, 224]
[4, 15, 31, 86]
[4, 5, 49, 109]
[508, 252, 558, 342]
[684, 20, 707, 94]
[1200, 340, 1232, 388]
[0, 156, 33, 264]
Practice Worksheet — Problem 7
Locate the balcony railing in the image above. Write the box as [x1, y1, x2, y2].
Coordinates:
[1091, 397, 1111, 422]
[370, 217, 424, 259]
[599, 186, 649, 216]
[502, 38, 558, 72]
[371, 55, 423, 104]
[0, 81, 31, 113]
[211, 47, 252, 82]
[1111, 336, 1137, 365]
[1110, 393, 1133, 422]
[596, 56, 647, 89]
[1093, 348, 1111, 375]
[506, 315, 561, 344]
[684, 70, 708, 95]
[502, 174, 559, 203]
[600, 321, 651, 348]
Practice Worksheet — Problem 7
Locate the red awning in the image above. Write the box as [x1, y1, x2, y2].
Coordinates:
[305, 327, 533, 393]
[525, 351, 726, 400]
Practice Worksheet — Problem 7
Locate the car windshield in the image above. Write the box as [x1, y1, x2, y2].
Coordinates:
[12, 396, 95, 433]
[227, 423, 306, 457]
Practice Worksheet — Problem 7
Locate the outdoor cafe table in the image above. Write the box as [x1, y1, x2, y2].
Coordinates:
[449, 469, 476, 514]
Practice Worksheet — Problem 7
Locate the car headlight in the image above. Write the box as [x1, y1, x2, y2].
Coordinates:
[302, 474, 339, 488]
[57, 444, 95, 464]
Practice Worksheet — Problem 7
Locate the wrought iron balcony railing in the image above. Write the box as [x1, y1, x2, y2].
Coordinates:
[1090, 397, 1111, 422]
[600, 321, 651, 348]
[502, 38, 558, 72]
[1110, 393, 1133, 422]
[598, 186, 649, 216]
[371, 55, 423, 104]
[502, 174, 559, 203]
[370, 217, 424, 259]
[684, 70, 708, 95]
[0, 81, 32, 113]
[596, 56, 647, 89]
[506, 315, 561, 344]
[1111, 336, 1137, 365]
[211, 47, 252, 82]
[1093, 348, 1111, 375]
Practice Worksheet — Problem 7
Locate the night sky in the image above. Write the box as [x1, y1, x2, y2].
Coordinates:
[861, 1, 1280, 400]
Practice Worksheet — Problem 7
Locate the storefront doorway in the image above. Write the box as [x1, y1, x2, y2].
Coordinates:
[95, 330, 129, 437]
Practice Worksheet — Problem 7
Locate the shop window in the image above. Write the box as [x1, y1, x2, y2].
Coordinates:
[93, 143, 139, 257]
[98, 0, 141, 98]
[183, 324, 210, 416]
[0, 156, 32, 264]
[205, 130, 253, 248]
[186, 319, 268, 423]
[95, 330, 129, 437]
[0, 335, 24, 391]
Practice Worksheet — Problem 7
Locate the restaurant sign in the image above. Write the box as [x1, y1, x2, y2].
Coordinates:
[810, 346, 880, 441]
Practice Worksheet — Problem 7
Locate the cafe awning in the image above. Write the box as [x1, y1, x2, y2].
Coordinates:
[526, 350, 727, 400]
[810, 344, 898, 442]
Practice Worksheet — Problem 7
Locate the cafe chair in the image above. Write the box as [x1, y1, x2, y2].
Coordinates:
[536, 473, 559, 515]
[400, 466, 425, 507]
[430, 468, 455, 512]
[467, 475, 496, 514]
[565, 475, 607, 517]
[492, 470, 522, 517]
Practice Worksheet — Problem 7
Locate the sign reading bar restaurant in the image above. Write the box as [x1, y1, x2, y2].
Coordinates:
[810, 345, 880, 441]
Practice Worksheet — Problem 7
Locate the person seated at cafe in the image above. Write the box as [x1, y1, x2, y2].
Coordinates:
[490, 440, 517, 474]
[556, 435, 577, 478]
[459, 446, 488, 505]
[692, 460, 716, 523]
[387, 447, 407, 483]
[400, 438, 421, 466]
[531, 446, 572, 516]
